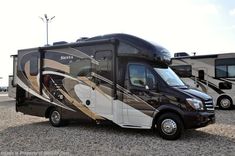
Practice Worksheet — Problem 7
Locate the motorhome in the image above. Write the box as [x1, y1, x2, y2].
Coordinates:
[13, 34, 215, 140]
[171, 52, 235, 110]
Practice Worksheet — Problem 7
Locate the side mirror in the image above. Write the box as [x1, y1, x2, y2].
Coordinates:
[145, 85, 149, 90]
[145, 83, 158, 91]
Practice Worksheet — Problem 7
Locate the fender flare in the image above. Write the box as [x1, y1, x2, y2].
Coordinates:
[152, 104, 185, 128]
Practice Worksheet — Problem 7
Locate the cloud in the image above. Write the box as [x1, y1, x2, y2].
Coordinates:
[224, 25, 235, 30]
[198, 4, 219, 15]
[229, 8, 235, 16]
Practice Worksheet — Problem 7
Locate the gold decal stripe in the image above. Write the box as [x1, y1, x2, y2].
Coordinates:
[58, 89, 104, 120]
[78, 77, 112, 99]
[43, 59, 70, 73]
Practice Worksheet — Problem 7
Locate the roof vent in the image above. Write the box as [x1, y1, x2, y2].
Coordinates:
[53, 41, 68, 45]
[174, 52, 189, 57]
[76, 37, 89, 42]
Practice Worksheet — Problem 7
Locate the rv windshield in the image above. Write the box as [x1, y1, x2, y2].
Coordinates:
[154, 67, 185, 87]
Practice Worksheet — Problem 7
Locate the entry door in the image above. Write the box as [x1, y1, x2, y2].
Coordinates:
[93, 51, 114, 120]
[195, 68, 208, 93]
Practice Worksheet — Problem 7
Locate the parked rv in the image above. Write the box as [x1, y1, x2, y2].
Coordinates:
[8, 55, 17, 98]
[0, 87, 8, 92]
[8, 75, 16, 98]
[171, 52, 235, 110]
[13, 34, 215, 140]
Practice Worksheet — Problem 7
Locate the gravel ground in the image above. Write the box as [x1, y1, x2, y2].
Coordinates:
[0, 96, 235, 156]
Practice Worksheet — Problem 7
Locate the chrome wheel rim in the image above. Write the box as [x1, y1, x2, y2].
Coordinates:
[220, 98, 231, 108]
[51, 111, 60, 124]
[161, 119, 177, 135]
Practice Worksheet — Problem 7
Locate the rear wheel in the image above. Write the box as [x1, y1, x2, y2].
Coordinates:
[218, 96, 233, 110]
[155, 113, 184, 140]
[49, 108, 64, 127]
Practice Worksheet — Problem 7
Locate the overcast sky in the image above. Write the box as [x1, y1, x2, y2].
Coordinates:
[0, 0, 235, 86]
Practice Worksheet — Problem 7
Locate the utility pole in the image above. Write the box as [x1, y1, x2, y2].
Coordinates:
[40, 14, 55, 46]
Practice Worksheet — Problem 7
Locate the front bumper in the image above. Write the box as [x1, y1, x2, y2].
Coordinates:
[183, 111, 215, 129]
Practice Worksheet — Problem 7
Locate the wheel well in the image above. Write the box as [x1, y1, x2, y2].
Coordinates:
[217, 95, 233, 105]
[152, 109, 185, 129]
[45, 106, 55, 118]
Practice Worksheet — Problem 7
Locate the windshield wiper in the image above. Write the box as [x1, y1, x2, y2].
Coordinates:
[171, 85, 187, 87]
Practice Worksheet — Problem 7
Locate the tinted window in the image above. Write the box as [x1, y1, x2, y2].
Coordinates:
[216, 65, 226, 78]
[70, 59, 91, 77]
[215, 58, 235, 78]
[30, 55, 38, 76]
[95, 51, 112, 80]
[146, 69, 156, 89]
[118, 42, 139, 54]
[129, 64, 146, 87]
[171, 65, 192, 77]
[228, 65, 235, 77]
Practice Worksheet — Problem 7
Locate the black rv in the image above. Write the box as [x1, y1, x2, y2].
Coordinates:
[14, 34, 215, 140]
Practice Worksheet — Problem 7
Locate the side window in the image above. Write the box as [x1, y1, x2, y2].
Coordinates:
[70, 59, 91, 77]
[171, 65, 192, 78]
[146, 69, 156, 89]
[95, 51, 112, 80]
[118, 42, 139, 54]
[129, 64, 156, 89]
[129, 64, 146, 87]
[215, 65, 226, 78]
[30, 55, 38, 76]
[215, 58, 235, 78]
[228, 65, 235, 77]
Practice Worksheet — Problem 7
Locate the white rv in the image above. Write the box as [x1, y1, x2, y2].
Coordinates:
[171, 53, 235, 109]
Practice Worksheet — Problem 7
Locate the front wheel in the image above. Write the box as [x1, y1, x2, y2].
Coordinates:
[155, 113, 184, 140]
[218, 96, 233, 110]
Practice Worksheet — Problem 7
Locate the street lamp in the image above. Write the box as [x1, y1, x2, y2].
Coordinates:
[40, 14, 55, 46]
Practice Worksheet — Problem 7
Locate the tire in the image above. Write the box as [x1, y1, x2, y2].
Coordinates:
[49, 108, 64, 127]
[218, 96, 233, 110]
[155, 113, 184, 140]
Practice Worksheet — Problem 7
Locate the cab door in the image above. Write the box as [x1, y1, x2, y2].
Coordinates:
[123, 63, 155, 127]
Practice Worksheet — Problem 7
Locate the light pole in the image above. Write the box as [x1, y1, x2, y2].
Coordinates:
[40, 14, 55, 46]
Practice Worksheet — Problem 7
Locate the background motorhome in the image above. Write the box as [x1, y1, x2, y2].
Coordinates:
[8, 75, 16, 98]
[8, 55, 17, 99]
[0, 86, 8, 92]
[171, 52, 235, 110]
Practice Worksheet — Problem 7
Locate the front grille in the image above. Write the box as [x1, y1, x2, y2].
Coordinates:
[204, 100, 214, 111]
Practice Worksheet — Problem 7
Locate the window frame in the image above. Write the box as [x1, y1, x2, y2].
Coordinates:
[30, 55, 39, 76]
[170, 65, 192, 78]
[118, 41, 140, 55]
[215, 58, 235, 78]
[94, 50, 113, 81]
[128, 63, 156, 89]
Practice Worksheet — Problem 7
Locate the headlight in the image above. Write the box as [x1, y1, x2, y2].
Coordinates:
[186, 98, 204, 110]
